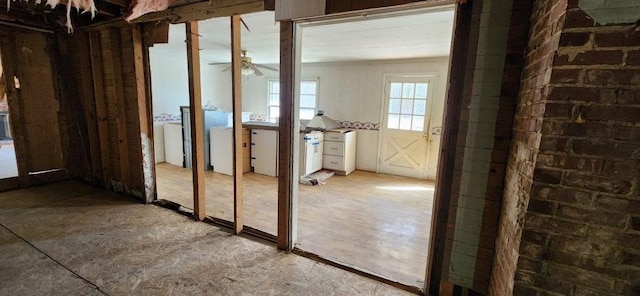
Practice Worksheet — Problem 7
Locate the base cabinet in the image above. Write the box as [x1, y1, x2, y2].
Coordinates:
[251, 129, 279, 177]
[322, 129, 356, 175]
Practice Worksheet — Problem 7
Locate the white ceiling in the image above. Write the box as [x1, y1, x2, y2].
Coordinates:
[151, 6, 455, 64]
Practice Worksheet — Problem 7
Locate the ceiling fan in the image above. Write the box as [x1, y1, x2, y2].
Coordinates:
[215, 50, 279, 76]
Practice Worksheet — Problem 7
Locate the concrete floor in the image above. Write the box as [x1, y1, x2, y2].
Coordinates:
[0, 143, 18, 179]
[0, 181, 414, 295]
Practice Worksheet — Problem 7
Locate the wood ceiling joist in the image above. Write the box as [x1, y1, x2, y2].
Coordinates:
[130, 0, 265, 24]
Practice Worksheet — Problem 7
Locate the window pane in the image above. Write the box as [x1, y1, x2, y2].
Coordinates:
[387, 114, 400, 129]
[402, 83, 415, 98]
[300, 108, 316, 120]
[413, 100, 426, 115]
[301, 81, 316, 95]
[269, 106, 280, 121]
[401, 99, 413, 114]
[412, 116, 425, 131]
[390, 83, 402, 98]
[269, 94, 279, 106]
[300, 95, 316, 108]
[270, 81, 280, 93]
[389, 99, 400, 113]
[415, 83, 428, 99]
[399, 115, 412, 130]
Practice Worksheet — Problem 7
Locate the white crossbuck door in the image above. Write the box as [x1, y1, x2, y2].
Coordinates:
[379, 76, 434, 179]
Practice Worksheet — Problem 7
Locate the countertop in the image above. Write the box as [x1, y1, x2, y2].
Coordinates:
[242, 121, 279, 131]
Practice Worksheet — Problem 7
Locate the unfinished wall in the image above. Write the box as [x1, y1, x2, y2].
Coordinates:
[512, 1, 640, 295]
[58, 25, 151, 200]
[488, 0, 556, 294]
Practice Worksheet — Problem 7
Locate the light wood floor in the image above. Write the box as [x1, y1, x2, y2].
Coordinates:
[155, 163, 434, 287]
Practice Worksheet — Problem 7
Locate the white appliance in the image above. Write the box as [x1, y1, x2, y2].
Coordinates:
[163, 122, 184, 166]
[251, 129, 279, 177]
[299, 131, 324, 177]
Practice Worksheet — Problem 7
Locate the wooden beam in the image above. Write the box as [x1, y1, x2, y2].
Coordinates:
[142, 27, 158, 200]
[186, 21, 206, 221]
[427, 1, 473, 294]
[277, 20, 294, 250]
[132, 24, 155, 203]
[130, 0, 264, 24]
[109, 28, 131, 185]
[88, 31, 111, 181]
[231, 15, 244, 235]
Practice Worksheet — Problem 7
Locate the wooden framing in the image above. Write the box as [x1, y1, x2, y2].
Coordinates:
[231, 15, 244, 235]
[427, 1, 472, 294]
[185, 21, 206, 221]
[108, 28, 131, 185]
[89, 31, 111, 181]
[130, 0, 264, 24]
[277, 20, 295, 250]
[132, 24, 155, 203]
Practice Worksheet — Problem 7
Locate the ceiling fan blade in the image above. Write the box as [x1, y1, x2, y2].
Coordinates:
[240, 17, 251, 32]
[255, 64, 279, 72]
[221, 65, 232, 72]
[250, 64, 263, 76]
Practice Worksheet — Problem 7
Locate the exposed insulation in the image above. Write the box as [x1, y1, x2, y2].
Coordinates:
[125, 0, 171, 22]
[9, 0, 96, 32]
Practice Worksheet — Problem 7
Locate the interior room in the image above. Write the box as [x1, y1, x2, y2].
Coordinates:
[149, 7, 454, 287]
[3, 1, 638, 295]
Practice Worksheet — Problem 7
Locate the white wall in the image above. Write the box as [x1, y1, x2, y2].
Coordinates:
[149, 51, 190, 117]
[202, 57, 450, 179]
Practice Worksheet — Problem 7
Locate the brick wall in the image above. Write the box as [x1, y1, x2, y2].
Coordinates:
[512, 1, 640, 295]
[489, 0, 565, 295]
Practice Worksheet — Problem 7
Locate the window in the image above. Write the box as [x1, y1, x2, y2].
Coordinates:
[387, 82, 429, 131]
[268, 79, 318, 122]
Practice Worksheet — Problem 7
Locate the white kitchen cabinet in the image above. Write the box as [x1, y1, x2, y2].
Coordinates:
[164, 122, 184, 167]
[322, 129, 356, 175]
[210, 127, 233, 175]
[251, 129, 278, 177]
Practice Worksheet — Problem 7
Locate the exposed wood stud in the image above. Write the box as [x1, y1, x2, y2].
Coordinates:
[88, 30, 111, 181]
[185, 21, 206, 221]
[75, 32, 103, 181]
[428, 2, 472, 295]
[108, 28, 131, 186]
[132, 24, 154, 203]
[231, 14, 244, 235]
[277, 20, 294, 250]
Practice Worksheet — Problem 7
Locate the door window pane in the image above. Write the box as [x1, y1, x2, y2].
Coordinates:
[388, 114, 400, 129]
[415, 83, 428, 99]
[413, 100, 426, 115]
[412, 116, 425, 132]
[390, 83, 402, 98]
[389, 99, 401, 113]
[399, 115, 412, 130]
[401, 99, 413, 114]
[402, 83, 415, 98]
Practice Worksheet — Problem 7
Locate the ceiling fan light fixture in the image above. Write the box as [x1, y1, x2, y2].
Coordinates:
[241, 67, 255, 76]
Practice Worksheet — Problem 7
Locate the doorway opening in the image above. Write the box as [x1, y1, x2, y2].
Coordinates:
[0, 50, 18, 180]
[292, 5, 455, 288]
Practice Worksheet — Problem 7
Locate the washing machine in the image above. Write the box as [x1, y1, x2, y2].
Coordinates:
[299, 131, 323, 177]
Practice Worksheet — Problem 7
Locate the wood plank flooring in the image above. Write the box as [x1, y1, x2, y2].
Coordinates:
[155, 163, 434, 288]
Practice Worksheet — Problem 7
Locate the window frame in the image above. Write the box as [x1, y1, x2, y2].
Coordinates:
[267, 78, 319, 122]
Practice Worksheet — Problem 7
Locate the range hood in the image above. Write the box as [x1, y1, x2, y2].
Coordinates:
[306, 110, 340, 130]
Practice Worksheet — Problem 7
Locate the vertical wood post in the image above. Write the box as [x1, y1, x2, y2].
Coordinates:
[186, 22, 206, 220]
[277, 20, 295, 250]
[231, 15, 244, 235]
[109, 28, 131, 186]
[89, 31, 111, 182]
[132, 25, 155, 203]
